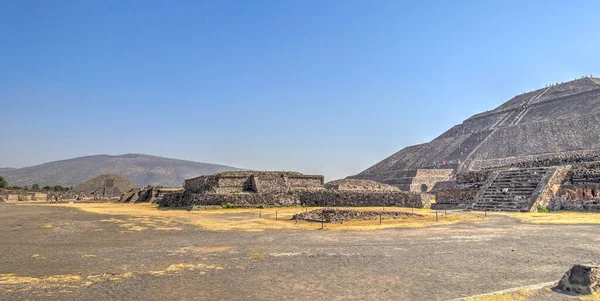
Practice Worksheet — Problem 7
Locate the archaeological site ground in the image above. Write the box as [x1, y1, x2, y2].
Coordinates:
[3, 78, 600, 300]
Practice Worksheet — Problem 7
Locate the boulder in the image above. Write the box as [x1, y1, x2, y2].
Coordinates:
[557, 264, 600, 294]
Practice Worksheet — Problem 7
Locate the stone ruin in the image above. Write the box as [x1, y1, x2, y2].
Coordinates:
[0, 191, 48, 203]
[557, 264, 600, 295]
[119, 187, 184, 204]
[293, 208, 422, 224]
[349, 77, 600, 211]
[157, 172, 428, 209]
[73, 174, 140, 199]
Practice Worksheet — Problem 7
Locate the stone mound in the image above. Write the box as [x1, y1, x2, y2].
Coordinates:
[557, 264, 600, 294]
[292, 208, 422, 224]
[325, 179, 400, 192]
[73, 174, 139, 198]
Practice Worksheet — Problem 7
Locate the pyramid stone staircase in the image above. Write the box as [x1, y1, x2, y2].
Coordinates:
[470, 167, 556, 212]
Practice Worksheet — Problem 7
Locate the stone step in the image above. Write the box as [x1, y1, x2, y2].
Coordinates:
[486, 189, 537, 193]
[487, 185, 538, 190]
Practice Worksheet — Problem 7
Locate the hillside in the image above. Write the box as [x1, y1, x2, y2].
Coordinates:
[0, 154, 242, 187]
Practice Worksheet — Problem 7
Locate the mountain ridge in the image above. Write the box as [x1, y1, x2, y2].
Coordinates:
[0, 154, 242, 187]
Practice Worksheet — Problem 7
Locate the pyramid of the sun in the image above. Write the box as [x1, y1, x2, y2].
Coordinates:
[350, 77, 600, 193]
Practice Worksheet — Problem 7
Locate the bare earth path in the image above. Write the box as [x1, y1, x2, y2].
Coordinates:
[1, 204, 599, 301]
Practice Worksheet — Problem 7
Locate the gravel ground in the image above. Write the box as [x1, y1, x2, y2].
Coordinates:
[1, 204, 599, 301]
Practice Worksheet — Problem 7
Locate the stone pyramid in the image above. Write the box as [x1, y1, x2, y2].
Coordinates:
[349, 77, 600, 192]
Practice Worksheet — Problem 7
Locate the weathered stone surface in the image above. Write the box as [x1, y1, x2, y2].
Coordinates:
[350, 77, 600, 199]
[557, 264, 600, 294]
[325, 179, 400, 192]
[298, 190, 424, 208]
[292, 208, 422, 224]
[74, 174, 139, 198]
[159, 171, 428, 209]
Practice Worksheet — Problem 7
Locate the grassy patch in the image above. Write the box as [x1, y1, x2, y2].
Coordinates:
[29, 203, 487, 232]
[249, 253, 270, 260]
[467, 289, 534, 301]
[492, 211, 600, 224]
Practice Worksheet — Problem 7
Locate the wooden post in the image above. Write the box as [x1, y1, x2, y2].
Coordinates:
[259, 211, 261, 218]
[485, 210, 487, 218]
[276, 211, 278, 221]
[436, 210, 438, 222]
[379, 214, 382, 225]
[295, 214, 298, 224]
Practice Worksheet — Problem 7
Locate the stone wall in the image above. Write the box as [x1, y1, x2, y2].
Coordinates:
[157, 191, 299, 208]
[408, 169, 454, 192]
[532, 166, 571, 210]
[183, 172, 323, 193]
[287, 175, 324, 188]
[434, 186, 478, 209]
[158, 189, 427, 209]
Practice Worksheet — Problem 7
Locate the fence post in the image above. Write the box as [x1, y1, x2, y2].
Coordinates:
[276, 211, 278, 221]
[436, 210, 438, 222]
[259, 211, 261, 218]
[485, 210, 487, 218]
[379, 214, 382, 225]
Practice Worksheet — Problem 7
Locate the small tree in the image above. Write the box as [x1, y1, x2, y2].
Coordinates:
[32, 184, 40, 190]
[0, 176, 7, 189]
[43, 185, 51, 191]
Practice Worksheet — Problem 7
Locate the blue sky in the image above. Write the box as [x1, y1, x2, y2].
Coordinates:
[1, 0, 600, 181]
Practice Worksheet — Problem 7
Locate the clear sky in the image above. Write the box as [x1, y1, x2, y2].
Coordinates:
[1, 0, 600, 181]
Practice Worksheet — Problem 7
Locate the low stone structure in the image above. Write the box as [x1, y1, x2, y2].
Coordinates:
[158, 171, 428, 209]
[292, 208, 422, 224]
[557, 264, 600, 294]
[324, 179, 400, 192]
[0, 191, 48, 203]
[73, 174, 139, 198]
[120, 187, 184, 204]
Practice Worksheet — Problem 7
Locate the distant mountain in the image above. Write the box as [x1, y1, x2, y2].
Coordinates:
[0, 154, 242, 187]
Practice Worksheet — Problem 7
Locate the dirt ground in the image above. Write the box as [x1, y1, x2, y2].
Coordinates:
[1, 203, 599, 301]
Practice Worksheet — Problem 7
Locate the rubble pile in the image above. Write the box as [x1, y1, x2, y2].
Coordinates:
[292, 208, 422, 224]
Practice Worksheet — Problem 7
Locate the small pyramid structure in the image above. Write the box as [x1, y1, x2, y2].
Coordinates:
[73, 174, 139, 198]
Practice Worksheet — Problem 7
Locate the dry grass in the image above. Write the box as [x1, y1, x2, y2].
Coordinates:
[0, 273, 81, 285]
[466, 289, 534, 301]
[248, 253, 270, 260]
[25, 203, 487, 232]
[491, 211, 600, 225]
[579, 293, 600, 301]
[149, 263, 223, 276]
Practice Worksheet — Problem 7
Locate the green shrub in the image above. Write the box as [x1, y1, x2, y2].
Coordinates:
[222, 203, 234, 209]
[255, 204, 264, 209]
[537, 205, 550, 213]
